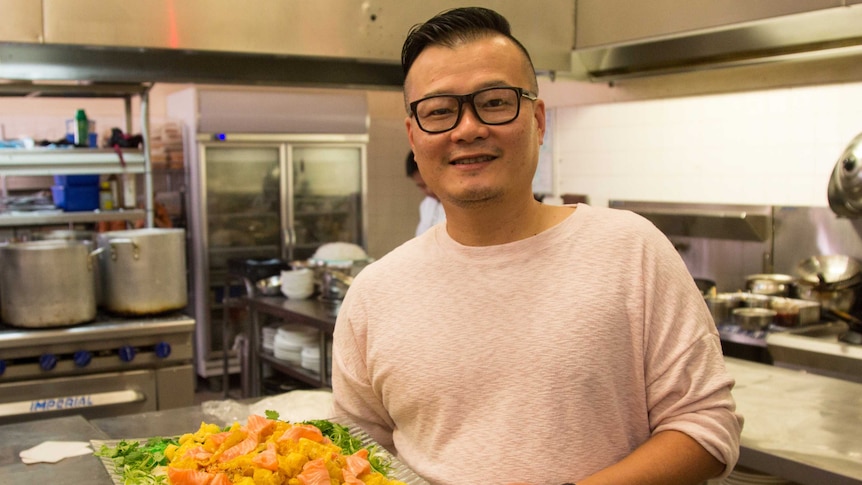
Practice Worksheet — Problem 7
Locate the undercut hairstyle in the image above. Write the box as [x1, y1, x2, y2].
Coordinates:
[401, 7, 538, 93]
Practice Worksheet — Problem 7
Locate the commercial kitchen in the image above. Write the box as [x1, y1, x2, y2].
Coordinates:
[2, 1, 862, 484]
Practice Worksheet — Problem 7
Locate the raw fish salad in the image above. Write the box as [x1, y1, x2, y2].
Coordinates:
[94, 412, 407, 485]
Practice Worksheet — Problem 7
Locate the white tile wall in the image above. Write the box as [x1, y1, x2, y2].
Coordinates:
[553, 81, 862, 208]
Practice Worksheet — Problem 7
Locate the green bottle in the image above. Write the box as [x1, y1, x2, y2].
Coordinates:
[74, 109, 89, 147]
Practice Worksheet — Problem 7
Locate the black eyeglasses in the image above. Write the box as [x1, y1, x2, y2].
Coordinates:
[409, 86, 537, 134]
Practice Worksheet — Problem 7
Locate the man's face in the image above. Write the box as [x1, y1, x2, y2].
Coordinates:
[404, 35, 546, 209]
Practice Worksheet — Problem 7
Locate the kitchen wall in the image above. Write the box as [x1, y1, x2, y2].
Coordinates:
[539, 76, 862, 210]
[5, 70, 862, 261]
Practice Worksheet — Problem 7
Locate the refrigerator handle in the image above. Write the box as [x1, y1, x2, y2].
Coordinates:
[283, 226, 295, 262]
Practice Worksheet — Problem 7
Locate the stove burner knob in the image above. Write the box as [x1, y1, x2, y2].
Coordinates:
[154, 342, 172, 359]
[118, 345, 136, 363]
[40, 353, 58, 371]
[73, 350, 93, 367]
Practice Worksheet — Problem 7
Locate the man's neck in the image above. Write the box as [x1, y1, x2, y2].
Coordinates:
[442, 198, 575, 247]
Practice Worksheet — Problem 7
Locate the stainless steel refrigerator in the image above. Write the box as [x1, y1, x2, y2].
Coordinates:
[167, 88, 368, 380]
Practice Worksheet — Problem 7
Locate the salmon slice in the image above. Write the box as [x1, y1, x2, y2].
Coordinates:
[251, 442, 279, 471]
[182, 445, 213, 462]
[344, 448, 370, 477]
[278, 424, 326, 443]
[166, 467, 215, 485]
[342, 469, 365, 485]
[206, 431, 230, 448]
[209, 473, 232, 485]
[297, 457, 331, 485]
[217, 435, 258, 462]
[246, 414, 276, 439]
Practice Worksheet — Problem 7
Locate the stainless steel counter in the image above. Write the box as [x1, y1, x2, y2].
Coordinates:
[727, 357, 862, 484]
[0, 414, 111, 485]
[2, 358, 860, 484]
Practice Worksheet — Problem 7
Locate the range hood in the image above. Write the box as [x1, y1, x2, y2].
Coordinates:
[609, 201, 772, 242]
[570, 4, 862, 81]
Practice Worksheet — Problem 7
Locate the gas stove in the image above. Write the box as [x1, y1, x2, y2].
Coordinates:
[0, 312, 195, 424]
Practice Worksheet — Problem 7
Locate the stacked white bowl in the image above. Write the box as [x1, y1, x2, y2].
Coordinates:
[273, 324, 317, 364]
[301, 345, 321, 373]
[280, 268, 315, 300]
[261, 326, 278, 353]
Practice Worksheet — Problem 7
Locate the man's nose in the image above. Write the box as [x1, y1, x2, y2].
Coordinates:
[451, 103, 488, 138]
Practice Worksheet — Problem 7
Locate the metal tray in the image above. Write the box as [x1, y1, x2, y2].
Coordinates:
[91, 419, 428, 485]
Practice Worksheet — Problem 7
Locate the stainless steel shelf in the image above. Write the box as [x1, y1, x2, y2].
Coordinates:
[0, 148, 146, 176]
[258, 352, 329, 389]
[0, 209, 145, 227]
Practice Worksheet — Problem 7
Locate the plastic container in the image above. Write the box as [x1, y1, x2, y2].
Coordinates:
[52, 184, 100, 211]
[65, 117, 98, 147]
[99, 182, 115, 210]
[54, 175, 100, 186]
[74, 109, 88, 146]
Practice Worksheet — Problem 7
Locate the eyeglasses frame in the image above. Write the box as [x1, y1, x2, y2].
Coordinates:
[409, 86, 538, 134]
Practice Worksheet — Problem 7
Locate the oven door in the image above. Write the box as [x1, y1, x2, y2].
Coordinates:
[0, 369, 159, 425]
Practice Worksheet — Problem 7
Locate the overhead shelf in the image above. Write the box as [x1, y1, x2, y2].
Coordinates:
[0, 81, 154, 227]
[0, 148, 146, 176]
[0, 209, 145, 228]
[609, 200, 773, 242]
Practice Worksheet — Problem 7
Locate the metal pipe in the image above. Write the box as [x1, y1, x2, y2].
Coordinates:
[140, 84, 154, 228]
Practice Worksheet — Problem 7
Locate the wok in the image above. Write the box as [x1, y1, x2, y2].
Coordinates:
[796, 254, 862, 290]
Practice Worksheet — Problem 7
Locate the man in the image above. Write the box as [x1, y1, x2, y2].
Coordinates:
[332, 7, 742, 485]
[406, 150, 446, 236]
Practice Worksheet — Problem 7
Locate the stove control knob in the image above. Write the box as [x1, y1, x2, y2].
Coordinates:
[118, 345, 136, 363]
[73, 350, 93, 367]
[154, 342, 172, 359]
[40, 353, 58, 371]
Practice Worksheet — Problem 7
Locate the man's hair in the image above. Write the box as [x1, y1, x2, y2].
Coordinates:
[405, 151, 419, 178]
[401, 7, 537, 90]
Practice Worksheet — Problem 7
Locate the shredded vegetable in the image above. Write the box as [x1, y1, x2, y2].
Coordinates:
[94, 436, 178, 485]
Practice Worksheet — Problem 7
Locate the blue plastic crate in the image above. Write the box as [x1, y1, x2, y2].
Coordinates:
[53, 174, 99, 187]
[51, 184, 99, 211]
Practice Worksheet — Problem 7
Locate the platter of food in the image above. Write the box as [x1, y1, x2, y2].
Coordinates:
[92, 412, 428, 485]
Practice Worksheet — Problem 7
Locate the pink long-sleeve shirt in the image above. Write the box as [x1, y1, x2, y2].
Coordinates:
[332, 204, 743, 484]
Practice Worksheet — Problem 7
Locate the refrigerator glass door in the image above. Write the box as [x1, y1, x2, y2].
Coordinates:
[205, 145, 283, 278]
[290, 145, 364, 260]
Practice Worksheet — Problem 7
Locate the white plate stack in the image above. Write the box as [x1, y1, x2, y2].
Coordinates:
[261, 326, 278, 353]
[273, 324, 318, 364]
[301, 345, 321, 373]
[722, 466, 798, 485]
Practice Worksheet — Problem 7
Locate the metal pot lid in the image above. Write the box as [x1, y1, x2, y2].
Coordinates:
[796, 254, 862, 288]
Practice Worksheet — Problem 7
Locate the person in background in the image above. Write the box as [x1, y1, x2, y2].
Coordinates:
[405, 150, 445, 236]
[332, 7, 742, 485]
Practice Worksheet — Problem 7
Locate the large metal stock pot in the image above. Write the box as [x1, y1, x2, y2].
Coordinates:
[0, 240, 99, 328]
[98, 228, 187, 315]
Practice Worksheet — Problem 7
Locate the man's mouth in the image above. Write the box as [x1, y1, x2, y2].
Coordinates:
[450, 155, 494, 165]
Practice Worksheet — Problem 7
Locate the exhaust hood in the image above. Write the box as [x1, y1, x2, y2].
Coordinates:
[570, 4, 862, 81]
[609, 201, 772, 242]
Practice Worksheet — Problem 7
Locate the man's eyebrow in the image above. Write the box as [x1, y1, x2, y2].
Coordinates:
[415, 81, 515, 98]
